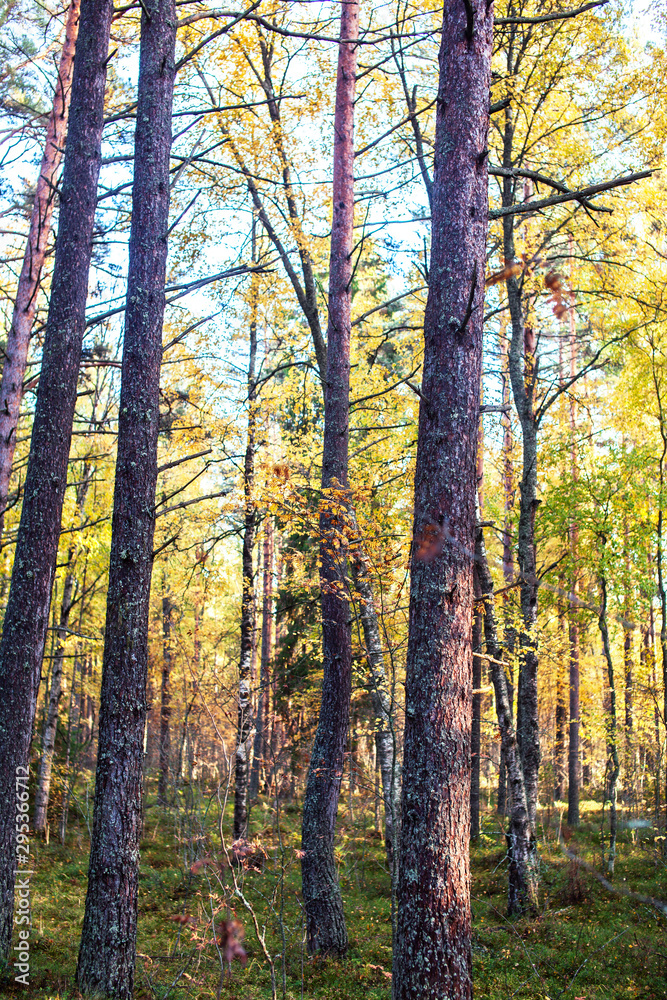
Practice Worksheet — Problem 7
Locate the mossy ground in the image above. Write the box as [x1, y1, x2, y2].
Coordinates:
[2, 789, 666, 999]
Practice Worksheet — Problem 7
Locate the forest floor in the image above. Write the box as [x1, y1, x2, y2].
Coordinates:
[2, 789, 666, 1000]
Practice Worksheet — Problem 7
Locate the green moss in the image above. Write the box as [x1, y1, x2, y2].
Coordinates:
[2, 795, 666, 999]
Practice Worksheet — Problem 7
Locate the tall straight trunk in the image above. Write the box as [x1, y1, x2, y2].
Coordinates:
[392, 6, 493, 998]
[58, 649, 81, 844]
[498, 326, 514, 815]
[554, 624, 566, 802]
[250, 518, 273, 804]
[471, 592, 482, 840]
[35, 465, 93, 836]
[476, 525, 537, 915]
[76, 0, 175, 993]
[233, 258, 258, 840]
[33, 548, 77, 835]
[504, 130, 541, 825]
[300, 0, 359, 958]
[567, 290, 580, 826]
[598, 572, 620, 876]
[349, 526, 400, 875]
[471, 419, 484, 837]
[158, 586, 173, 806]
[0, 0, 81, 540]
[650, 350, 667, 830]
[0, 0, 113, 960]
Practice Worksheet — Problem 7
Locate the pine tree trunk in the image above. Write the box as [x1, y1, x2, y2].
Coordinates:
[250, 519, 273, 803]
[0, 0, 81, 540]
[157, 587, 173, 806]
[0, 0, 113, 960]
[76, 0, 175, 992]
[392, 5, 493, 997]
[475, 525, 537, 915]
[300, 0, 359, 958]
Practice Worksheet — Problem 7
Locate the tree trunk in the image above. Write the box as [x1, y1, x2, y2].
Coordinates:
[349, 528, 400, 879]
[475, 525, 537, 916]
[33, 550, 77, 835]
[392, 6, 493, 997]
[598, 572, 620, 876]
[250, 518, 273, 804]
[554, 640, 566, 802]
[0, 0, 81, 541]
[300, 0, 359, 958]
[233, 255, 258, 841]
[76, 0, 175, 993]
[0, 0, 113, 960]
[34, 465, 93, 836]
[471, 591, 482, 840]
[157, 586, 173, 806]
[504, 137, 541, 825]
[567, 295, 580, 826]
[498, 332, 514, 815]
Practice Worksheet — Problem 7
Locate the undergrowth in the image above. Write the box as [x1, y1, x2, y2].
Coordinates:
[2, 786, 666, 999]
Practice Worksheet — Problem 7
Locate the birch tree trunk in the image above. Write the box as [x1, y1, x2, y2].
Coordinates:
[301, 0, 359, 956]
[233, 258, 258, 840]
[0, 0, 80, 540]
[76, 0, 175, 992]
[250, 518, 273, 804]
[503, 140, 541, 825]
[349, 529, 400, 874]
[0, 0, 113, 960]
[392, 4, 493, 996]
[475, 525, 537, 915]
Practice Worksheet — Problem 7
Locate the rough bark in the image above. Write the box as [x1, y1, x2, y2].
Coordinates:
[392, 5, 493, 997]
[158, 587, 173, 806]
[0, 0, 81, 541]
[233, 261, 258, 841]
[250, 518, 273, 804]
[301, 0, 359, 956]
[76, 0, 175, 993]
[598, 572, 620, 877]
[475, 524, 537, 916]
[0, 0, 113, 961]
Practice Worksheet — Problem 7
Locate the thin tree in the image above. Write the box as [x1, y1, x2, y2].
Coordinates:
[233, 233, 259, 840]
[76, 0, 176, 992]
[300, 0, 359, 956]
[250, 517, 273, 804]
[392, 2, 493, 997]
[0, 0, 113, 960]
[0, 0, 80, 540]
[158, 580, 173, 806]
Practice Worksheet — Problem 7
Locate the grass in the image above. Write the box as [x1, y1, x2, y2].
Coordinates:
[2, 787, 666, 999]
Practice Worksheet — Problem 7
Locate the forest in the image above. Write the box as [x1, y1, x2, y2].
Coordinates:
[0, 0, 666, 997]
